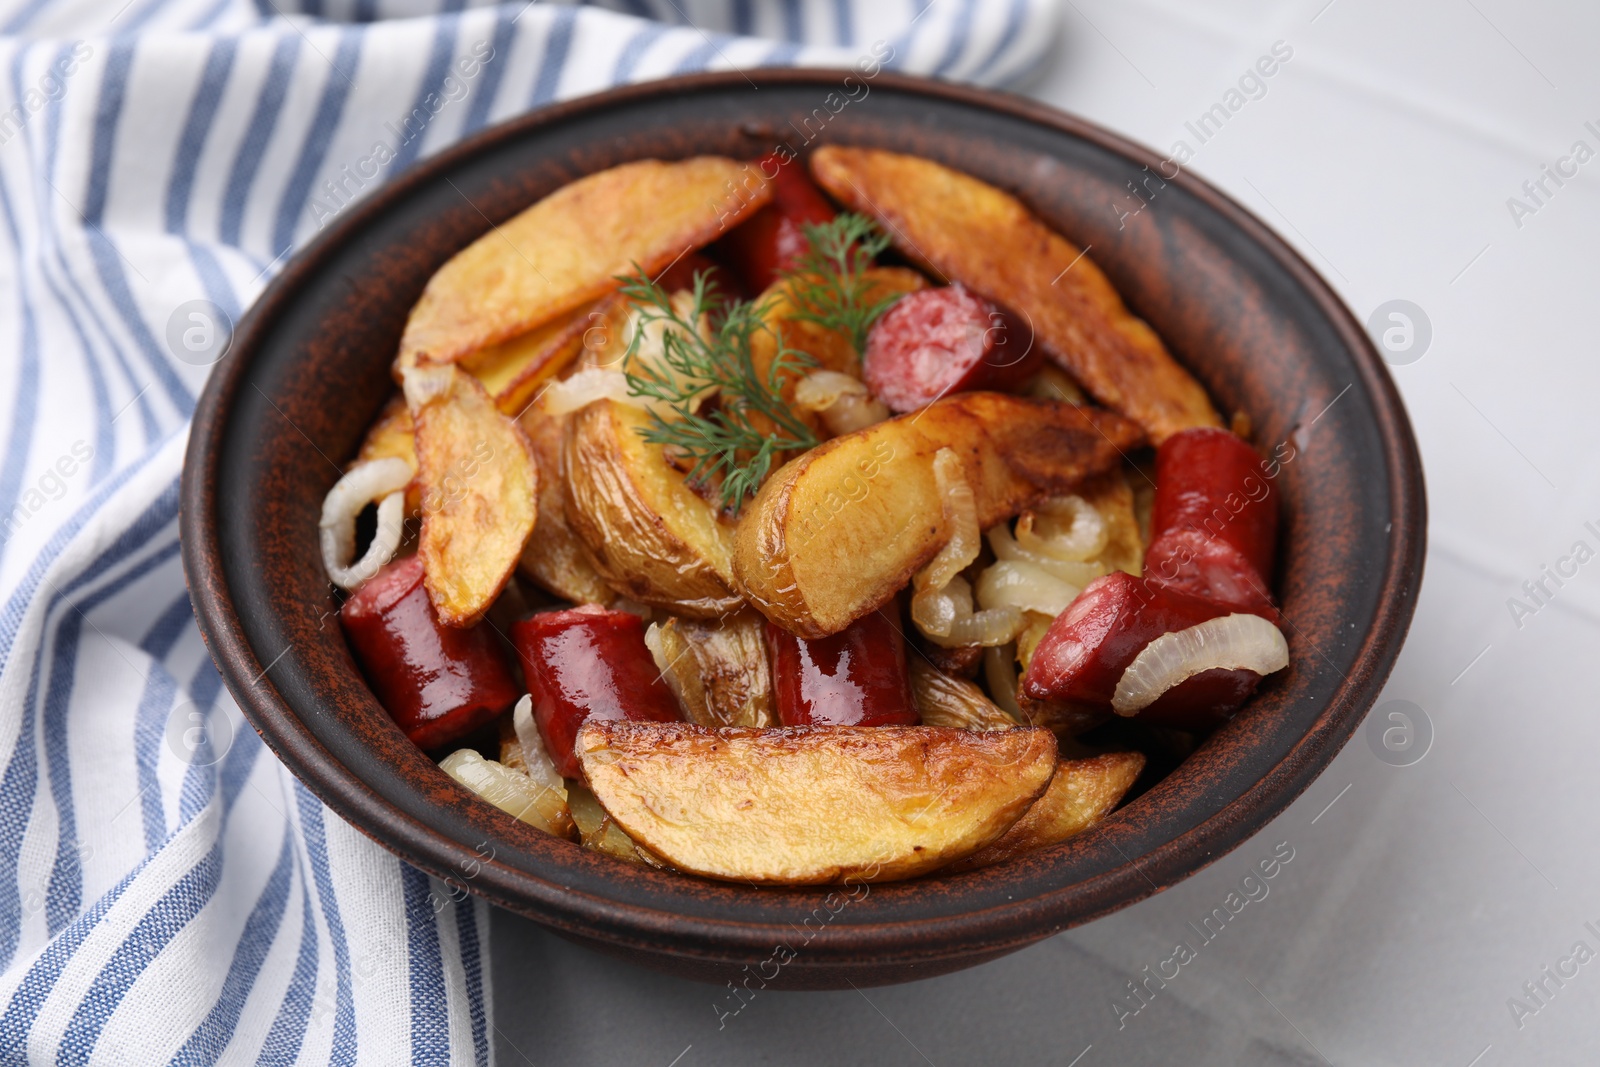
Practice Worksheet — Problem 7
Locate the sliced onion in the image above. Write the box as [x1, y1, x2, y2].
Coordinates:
[986, 525, 1106, 586]
[794, 370, 890, 436]
[916, 449, 980, 592]
[1016, 494, 1106, 562]
[1026, 364, 1086, 404]
[793, 369, 867, 410]
[975, 559, 1082, 618]
[320, 457, 412, 590]
[439, 749, 566, 834]
[984, 644, 1024, 716]
[540, 367, 642, 415]
[941, 605, 1023, 648]
[1112, 613, 1289, 716]
[512, 694, 566, 801]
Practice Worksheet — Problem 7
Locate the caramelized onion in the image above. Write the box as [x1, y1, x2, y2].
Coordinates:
[793, 370, 890, 436]
[512, 694, 567, 802]
[1112, 613, 1289, 716]
[986, 524, 1106, 586]
[1015, 494, 1106, 562]
[984, 644, 1024, 716]
[319, 457, 412, 591]
[974, 559, 1081, 618]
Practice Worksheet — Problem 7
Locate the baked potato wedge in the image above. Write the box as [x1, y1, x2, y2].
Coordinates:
[810, 146, 1221, 444]
[465, 304, 593, 418]
[576, 721, 1057, 884]
[399, 157, 770, 367]
[563, 398, 741, 617]
[646, 611, 776, 728]
[950, 751, 1145, 870]
[733, 392, 1143, 638]
[516, 402, 613, 604]
[409, 364, 538, 625]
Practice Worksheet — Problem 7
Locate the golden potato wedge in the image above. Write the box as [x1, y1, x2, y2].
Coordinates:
[810, 147, 1221, 444]
[909, 657, 1017, 731]
[733, 392, 1143, 638]
[464, 304, 593, 418]
[577, 721, 1057, 884]
[950, 751, 1145, 870]
[564, 398, 741, 617]
[398, 157, 770, 367]
[515, 402, 613, 604]
[410, 365, 538, 625]
[647, 611, 776, 728]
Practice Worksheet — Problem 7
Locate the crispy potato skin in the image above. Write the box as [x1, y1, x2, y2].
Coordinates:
[810, 147, 1221, 444]
[516, 403, 613, 604]
[577, 721, 1056, 884]
[564, 399, 742, 617]
[398, 157, 771, 367]
[950, 751, 1144, 870]
[733, 392, 1143, 638]
[414, 367, 538, 626]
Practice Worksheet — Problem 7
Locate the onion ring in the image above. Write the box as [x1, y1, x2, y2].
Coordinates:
[319, 457, 412, 590]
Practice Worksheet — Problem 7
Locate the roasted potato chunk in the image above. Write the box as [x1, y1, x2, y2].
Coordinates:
[564, 398, 741, 617]
[909, 657, 1017, 731]
[399, 157, 771, 367]
[410, 364, 538, 625]
[733, 392, 1143, 638]
[810, 147, 1221, 443]
[648, 611, 776, 727]
[516, 403, 613, 604]
[950, 751, 1145, 870]
[465, 305, 593, 417]
[577, 721, 1057, 884]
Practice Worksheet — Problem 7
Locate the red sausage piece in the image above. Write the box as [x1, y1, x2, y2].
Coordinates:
[511, 605, 682, 778]
[341, 554, 520, 751]
[1144, 427, 1278, 614]
[1137, 667, 1262, 731]
[863, 284, 1040, 413]
[654, 251, 725, 296]
[768, 609, 920, 727]
[717, 151, 836, 295]
[1022, 572, 1243, 710]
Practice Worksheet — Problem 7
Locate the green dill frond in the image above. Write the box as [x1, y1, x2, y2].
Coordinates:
[784, 213, 905, 352]
[617, 266, 819, 511]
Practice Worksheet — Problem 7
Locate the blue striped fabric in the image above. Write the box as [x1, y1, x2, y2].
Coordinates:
[0, 1, 1059, 1062]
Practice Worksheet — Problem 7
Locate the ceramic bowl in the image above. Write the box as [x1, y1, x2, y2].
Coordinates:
[181, 70, 1425, 988]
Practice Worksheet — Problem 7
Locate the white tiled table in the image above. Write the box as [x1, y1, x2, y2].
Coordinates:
[492, 3, 1600, 1063]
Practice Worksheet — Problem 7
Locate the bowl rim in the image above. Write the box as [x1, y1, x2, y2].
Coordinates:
[180, 68, 1426, 970]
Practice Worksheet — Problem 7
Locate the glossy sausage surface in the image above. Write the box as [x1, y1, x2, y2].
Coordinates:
[341, 554, 519, 751]
[1144, 427, 1278, 614]
[1022, 572, 1238, 709]
[511, 605, 681, 778]
[768, 609, 920, 727]
[716, 151, 836, 295]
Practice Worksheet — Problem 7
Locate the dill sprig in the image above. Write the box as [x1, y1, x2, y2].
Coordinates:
[618, 268, 819, 511]
[785, 213, 903, 352]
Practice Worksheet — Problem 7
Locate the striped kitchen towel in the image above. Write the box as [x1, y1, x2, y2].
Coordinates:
[0, 0, 1060, 1062]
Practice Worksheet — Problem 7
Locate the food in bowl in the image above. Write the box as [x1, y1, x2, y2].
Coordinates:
[315, 147, 1290, 885]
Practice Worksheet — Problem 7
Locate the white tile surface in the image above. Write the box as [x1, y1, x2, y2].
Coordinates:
[491, 4, 1600, 1063]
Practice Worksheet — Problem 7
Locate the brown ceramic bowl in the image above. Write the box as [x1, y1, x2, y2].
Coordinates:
[181, 70, 1425, 988]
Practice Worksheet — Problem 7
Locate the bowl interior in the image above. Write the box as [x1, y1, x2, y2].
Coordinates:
[185, 72, 1423, 983]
